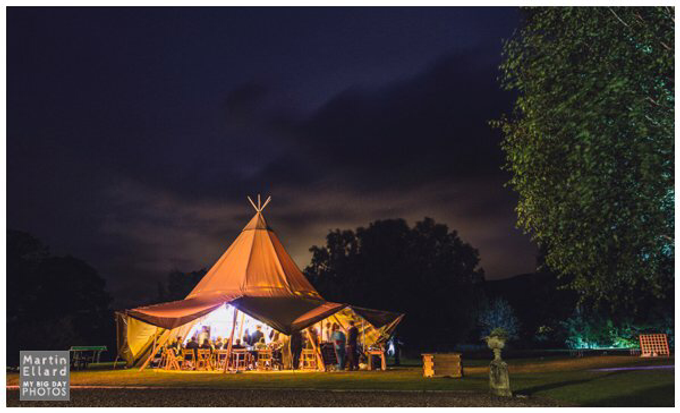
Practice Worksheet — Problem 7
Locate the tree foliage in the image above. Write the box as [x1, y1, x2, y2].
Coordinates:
[7, 230, 114, 366]
[495, 7, 674, 310]
[561, 308, 674, 349]
[305, 217, 485, 352]
[478, 297, 520, 340]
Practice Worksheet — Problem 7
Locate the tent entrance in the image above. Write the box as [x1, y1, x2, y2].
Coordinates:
[184, 304, 278, 348]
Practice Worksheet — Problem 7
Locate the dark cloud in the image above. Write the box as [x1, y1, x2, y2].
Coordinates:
[274, 50, 513, 189]
[224, 82, 271, 123]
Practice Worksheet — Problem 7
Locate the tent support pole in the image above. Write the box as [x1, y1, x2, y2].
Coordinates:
[237, 311, 245, 342]
[139, 327, 160, 372]
[305, 328, 325, 372]
[223, 307, 238, 373]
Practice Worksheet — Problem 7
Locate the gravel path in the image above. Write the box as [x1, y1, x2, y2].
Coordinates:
[7, 387, 564, 407]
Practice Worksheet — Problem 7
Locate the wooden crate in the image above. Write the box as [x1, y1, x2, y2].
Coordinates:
[422, 353, 463, 378]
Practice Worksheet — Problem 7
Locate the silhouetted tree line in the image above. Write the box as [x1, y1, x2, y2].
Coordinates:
[157, 268, 207, 302]
[10, 216, 672, 366]
[304, 217, 486, 354]
[7, 230, 114, 366]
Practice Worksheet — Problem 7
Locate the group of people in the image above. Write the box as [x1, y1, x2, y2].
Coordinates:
[162, 320, 368, 371]
[290, 320, 361, 371]
[165, 325, 282, 356]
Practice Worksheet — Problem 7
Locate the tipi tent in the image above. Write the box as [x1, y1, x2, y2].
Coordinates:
[115, 196, 404, 370]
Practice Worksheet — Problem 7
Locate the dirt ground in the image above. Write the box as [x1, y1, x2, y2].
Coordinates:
[7, 387, 565, 407]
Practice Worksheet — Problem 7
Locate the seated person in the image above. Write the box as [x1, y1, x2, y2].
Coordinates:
[174, 336, 183, 354]
[200, 338, 212, 351]
[215, 337, 224, 350]
[270, 339, 283, 351]
[232, 339, 245, 349]
[185, 336, 200, 358]
[254, 337, 268, 351]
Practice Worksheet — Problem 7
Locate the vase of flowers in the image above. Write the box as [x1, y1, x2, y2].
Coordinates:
[484, 328, 508, 361]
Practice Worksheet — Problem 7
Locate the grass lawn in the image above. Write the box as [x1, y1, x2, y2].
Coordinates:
[7, 355, 674, 407]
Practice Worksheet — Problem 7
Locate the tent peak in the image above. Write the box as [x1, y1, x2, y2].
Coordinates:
[247, 194, 271, 213]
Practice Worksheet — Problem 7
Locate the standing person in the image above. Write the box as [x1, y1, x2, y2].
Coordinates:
[308, 327, 320, 349]
[324, 322, 332, 342]
[331, 323, 346, 371]
[346, 320, 359, 371]
[290, 330, 303, 370]
[243, 329, 252, 346]
[250, 325, 264, 346]
[393, 334, 403, 366]
[198, 327, 209, 348]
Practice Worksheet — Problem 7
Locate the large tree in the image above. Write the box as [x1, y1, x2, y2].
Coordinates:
[305, 218, 485, 352]
[495, 7, 674, 311]
[7, 230, 114, 366]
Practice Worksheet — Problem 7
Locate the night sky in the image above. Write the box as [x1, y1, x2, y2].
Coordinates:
[7, 7, 537, 308]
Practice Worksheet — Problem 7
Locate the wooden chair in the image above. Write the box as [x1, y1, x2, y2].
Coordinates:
[163, 348, 181, 371]
[181, 349, 196, 370]
[230, 349, 249, 371]
[158, 348, 168, 368]
[257, 349, 273, 371]
[196, 349, 213, 371]
[301, 349, 317, 370]
[272, 350, 283, 371]
[215, 350, 229, 370]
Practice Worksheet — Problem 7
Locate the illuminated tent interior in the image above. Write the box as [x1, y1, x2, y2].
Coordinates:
[115, 196, 404, 370]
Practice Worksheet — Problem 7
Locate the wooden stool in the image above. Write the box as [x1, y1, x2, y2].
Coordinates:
[181, 349, 196, 370]
[196, 349, 213, 370]
[257, 350, 273, 370]
[367, 349, 386, 371]
[301, 349, 317, 370]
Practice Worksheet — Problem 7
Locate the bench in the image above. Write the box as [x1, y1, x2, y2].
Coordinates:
[69, 346, 107, 370]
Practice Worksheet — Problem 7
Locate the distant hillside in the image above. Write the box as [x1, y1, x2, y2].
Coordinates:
[485, 272, 556, 298]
